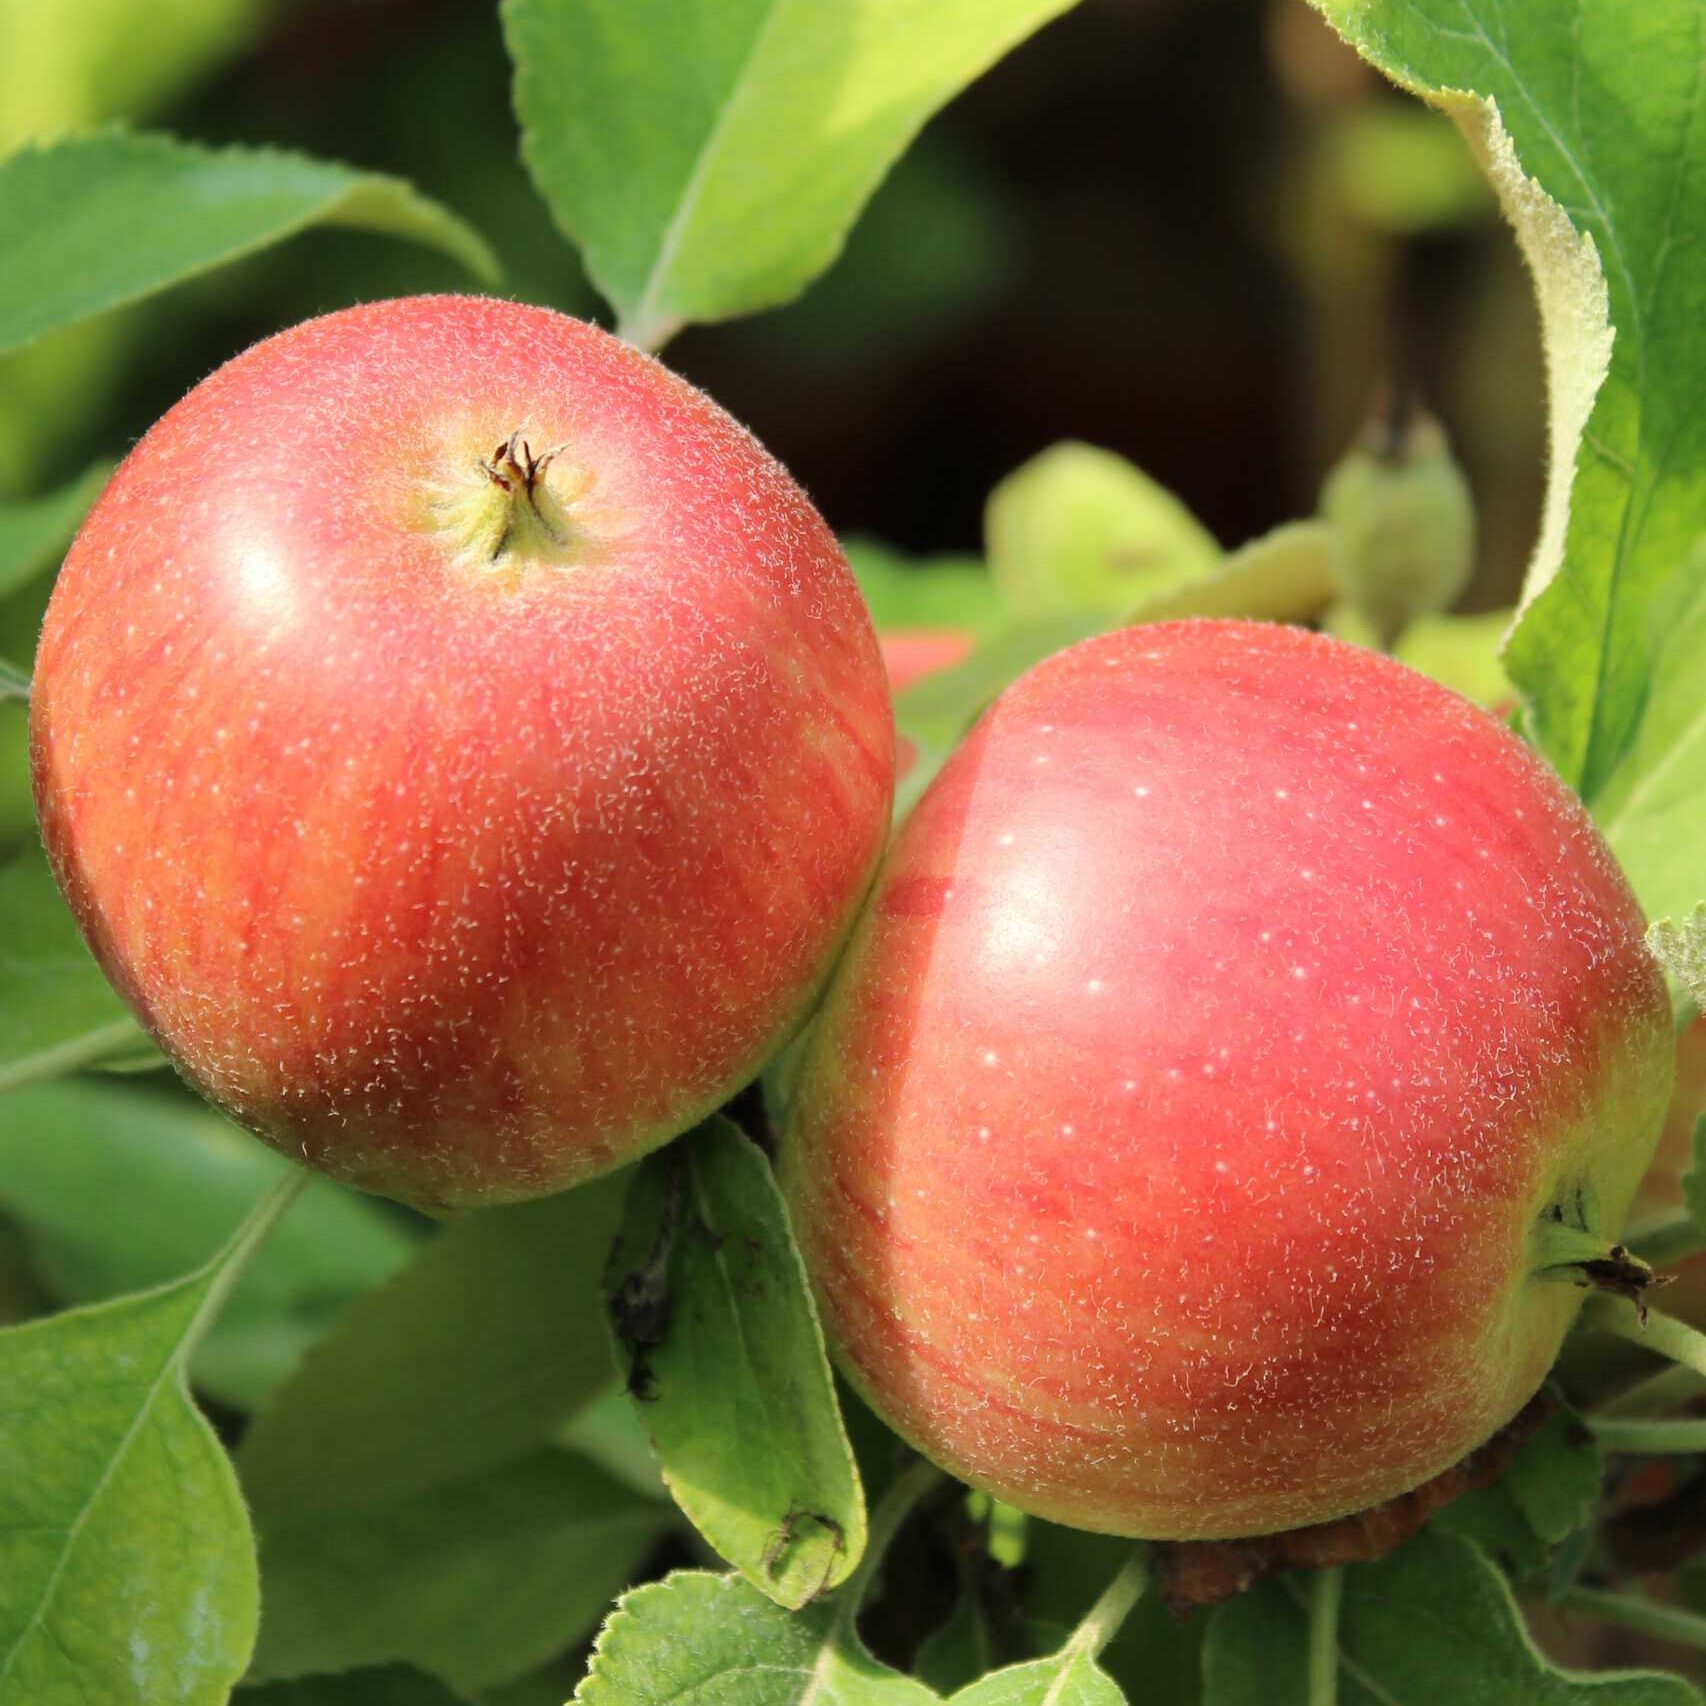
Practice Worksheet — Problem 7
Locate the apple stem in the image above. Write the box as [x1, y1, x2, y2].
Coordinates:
[0, 1016, 147, 1095]
[1594, 1361, 1706, 1419]
[1589, 1414, 1706, 1454]
[1557, 1586, 1706, 1653]
[1066, 1545, 1151, 1664]
[1626, 1209, 1706, 1270]
[836, 1455, 944, 1622]
[431, 431, 588, 572]
[1306, 1566, 1343, 1706]
[1583, 1297, 1706, 1381]
[1530, 1221, 1658, 1318]
[616, 307, 685, 355]
[185, 1166, 313, 1355]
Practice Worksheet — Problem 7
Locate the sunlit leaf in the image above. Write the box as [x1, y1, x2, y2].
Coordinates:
[0, 1181, 299, 1704]
[1648, 907, 1706, 1010]
[1312, 1, 1706, 806]
[843, 539, 1003, 636]
[606, 1118, 864, 1607]
[504, 0, 1077, 347]
[0, 129, 499, 357]
[576, 1570, 939, 1705]
[948, 1653, 1123, 1706]
[1595, 556, 1706, 935]
[984, 442, 1221, 620]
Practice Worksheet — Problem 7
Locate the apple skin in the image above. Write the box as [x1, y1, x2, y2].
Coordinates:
[781, 619, 1671, 1539]
[31, 296, 893, 1211]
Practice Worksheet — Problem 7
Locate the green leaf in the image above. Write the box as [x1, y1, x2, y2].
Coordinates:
[888, 518, 1340, 819]
[1433, 1402, 1604, 1579]
[1202, 1530, 1698, 1705]
[917, 1595, 1000, 1697]
[949, 1654, 1123, 1706]
[557, 1383, 670, 1501]
[0, 1177, 302, 1706]
[1683, 1115, 1706, 1239]
[1648, 906, 1706, 1010]
[606, 1118, 864, 1607]
[0, 1075, 418, 1409]
[0, 662, 26, 704]
[477, 1654, 588, 1706]
[0, 843, 147, 1092]
[1021, 1524, 1202, 1706]
[239, 1175, 625, 1521]
[575, 1570, 939, 1705]
[1129, 519, 1336, 625]
[502, 0, 1077, 348]
[843, 539, 1004, 636]
[0, 0, 269, 156]
[1201, 1579, 1309, 1705]
[1595, 555, 1706, 934]
[984, 442, 1222, 620]
[239, 1668, 474, 1706]
[250, 1449, 666, 1694]
[87, 1037, 169, 1075]
[0, 129, 499, 357]
[1311, 1, 1706, 804]
[1317, 103, 1493, 235]
[0, 1219, 46, 1327]
[917, 1591, 1072, 1699]
[0, 463, 109, 607]
[1326, 602, 1514, 708]
[946, 1551, 1146, 1706]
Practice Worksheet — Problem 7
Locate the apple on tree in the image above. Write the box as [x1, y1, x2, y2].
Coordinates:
[782, 619, 1673, 1539]
[30, 295, 894, 1212]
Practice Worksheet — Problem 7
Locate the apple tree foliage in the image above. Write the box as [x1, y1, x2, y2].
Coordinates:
[0, 0, 1704, 1702]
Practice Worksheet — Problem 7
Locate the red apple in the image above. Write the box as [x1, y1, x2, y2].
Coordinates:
[782, 619, 1671, 1539]
[31, 296, 893, 1211]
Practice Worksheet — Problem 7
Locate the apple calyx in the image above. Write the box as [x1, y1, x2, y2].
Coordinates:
[1531, 1216, 1664, 1319]
[433, 429, 592, 576]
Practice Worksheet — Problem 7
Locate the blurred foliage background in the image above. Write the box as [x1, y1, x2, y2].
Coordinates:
[0, 0, 1538, 607]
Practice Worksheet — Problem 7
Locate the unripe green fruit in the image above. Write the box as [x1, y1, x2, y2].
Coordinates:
[1320, 402, 1475, 650]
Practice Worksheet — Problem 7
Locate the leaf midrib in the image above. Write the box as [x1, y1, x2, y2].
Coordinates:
[1447, 0, 1652, 798]
[618, 0, 788, 342]
[0, 1283, 204, 1700]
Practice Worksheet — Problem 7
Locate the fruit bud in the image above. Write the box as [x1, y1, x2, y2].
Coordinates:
[1319, 392, 1476, 650]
